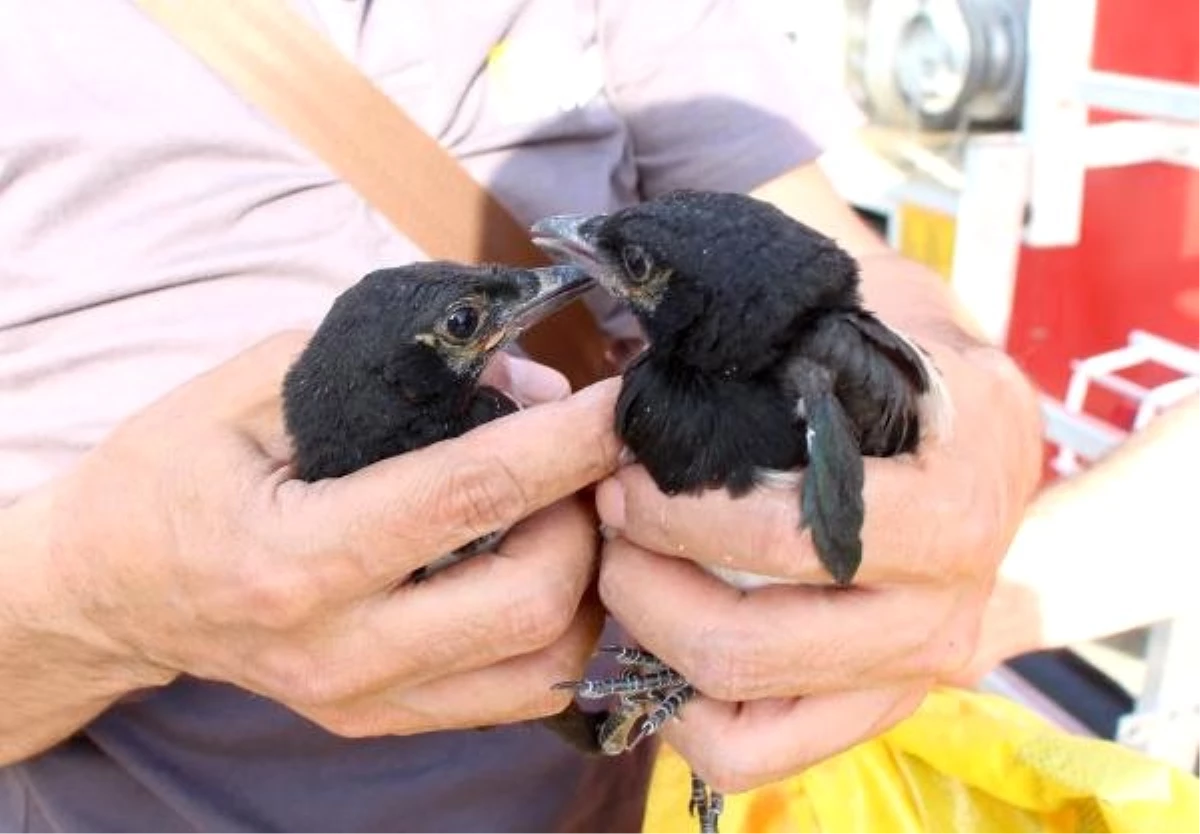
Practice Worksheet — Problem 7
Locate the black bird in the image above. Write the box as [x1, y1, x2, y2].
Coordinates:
[280, 260, 607, 751]
[531, 190, 952, 831]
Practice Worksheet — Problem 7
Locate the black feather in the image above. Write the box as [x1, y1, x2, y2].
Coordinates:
[617, 352, 806, 497]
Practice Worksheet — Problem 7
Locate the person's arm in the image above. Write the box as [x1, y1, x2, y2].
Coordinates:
[954, 394, 1199, 681]
[0, 333, 621, 766]
[0, 490, 174, 764]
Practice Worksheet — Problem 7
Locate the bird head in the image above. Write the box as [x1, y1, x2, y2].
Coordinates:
[290, 261, 593, 405]
[531, 190, 862, 374]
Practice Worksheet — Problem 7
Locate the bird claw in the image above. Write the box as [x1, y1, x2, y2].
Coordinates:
[596, 645, 669, 670]
[596, 700, 647, 756]
[626, 684, 695, 748]
[552, 669, 688, 700]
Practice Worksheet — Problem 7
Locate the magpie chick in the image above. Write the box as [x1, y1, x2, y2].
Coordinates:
[532, 190, 952, 831]
[280, 260, 607, 754]
[282, 261, 593, 577]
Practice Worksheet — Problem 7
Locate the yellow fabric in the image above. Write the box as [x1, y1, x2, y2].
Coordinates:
[643, 687, 1200, 833]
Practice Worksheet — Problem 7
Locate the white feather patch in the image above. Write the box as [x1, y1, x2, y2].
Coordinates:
[703, 563, 793, 589]
[753, 467, 802, 490]
[889, 325, 955, 443]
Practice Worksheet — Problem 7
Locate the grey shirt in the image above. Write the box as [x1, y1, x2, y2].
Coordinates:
[0, 1, 859, 829]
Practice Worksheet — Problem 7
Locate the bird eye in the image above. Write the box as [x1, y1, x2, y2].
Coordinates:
[621, 244, 654, 284]
[443, 303, 483, 342]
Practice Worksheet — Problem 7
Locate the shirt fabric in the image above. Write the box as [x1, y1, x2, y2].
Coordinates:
[0, 0, 860, 830]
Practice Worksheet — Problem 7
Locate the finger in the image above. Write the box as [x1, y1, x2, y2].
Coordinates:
[663, 683, 928, 794]
[599, 539, 977, 698]
[264, 499, 600, 703]
[282, 378, 621, 582]
[481, 353, 572, 406]
[597, 449, 966, 585]
[304, 592, 604, 738]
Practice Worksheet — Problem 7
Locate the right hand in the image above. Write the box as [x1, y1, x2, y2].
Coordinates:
[36, 332, 622, 738]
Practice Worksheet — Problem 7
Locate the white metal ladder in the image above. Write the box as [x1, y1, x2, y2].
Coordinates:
[1039, 330, 1199, 772]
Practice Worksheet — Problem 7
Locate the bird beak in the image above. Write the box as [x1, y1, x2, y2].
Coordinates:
[529, 214, 607, 276]
[498, 265, 595, 341]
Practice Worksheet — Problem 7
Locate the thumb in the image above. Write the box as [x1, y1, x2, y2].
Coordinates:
[484, 353, 572, 406]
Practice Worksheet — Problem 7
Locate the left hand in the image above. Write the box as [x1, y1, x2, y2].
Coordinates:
[594, 341, 1042, 794]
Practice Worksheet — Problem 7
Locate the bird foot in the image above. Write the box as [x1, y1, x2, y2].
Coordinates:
[554, 654, 692, 752]
[555, 646, 720, 833]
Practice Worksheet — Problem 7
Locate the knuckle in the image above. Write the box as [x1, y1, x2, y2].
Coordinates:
[237, 569, 323, 632]
[904, 639, 950, 678]
[682, 628, 767, 702]
[961, 503, 1004, 566]
[925, 470, 1004, 579]
[582, 416, 624, 478]
[253, 643, 338, 706]
[515, 686, 577, 722]
[315, 707, 386, 739]
[903, 611, 976, 678]
[937, 633, 978, 677]
[501, 584, 577, 653]
[439, 457, 529, 538]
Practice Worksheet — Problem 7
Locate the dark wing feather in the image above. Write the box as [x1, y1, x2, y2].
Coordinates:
[794, 311, 933, 456]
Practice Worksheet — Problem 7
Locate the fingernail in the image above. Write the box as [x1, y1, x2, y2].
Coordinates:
[507, 358, 571, 404]
[596, 479, 626, 530]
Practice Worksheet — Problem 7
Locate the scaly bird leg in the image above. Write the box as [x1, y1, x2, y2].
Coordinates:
[555, 647, 715, 830]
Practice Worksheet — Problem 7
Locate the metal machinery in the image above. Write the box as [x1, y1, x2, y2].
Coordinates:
[813, 0, 1198, 344]
[845, 0, 1029, 132]
[766, 0, 1199, 771]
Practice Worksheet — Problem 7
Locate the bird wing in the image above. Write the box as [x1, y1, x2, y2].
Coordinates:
[791, 311, 951, 457]
[842, 311, 954, 447]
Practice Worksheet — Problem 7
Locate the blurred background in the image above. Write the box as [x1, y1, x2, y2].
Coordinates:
[755, 0, 1198, 776]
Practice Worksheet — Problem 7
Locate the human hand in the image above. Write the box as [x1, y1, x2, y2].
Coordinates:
[35, 333, 623, 738]
[594, 341, 1042, 793]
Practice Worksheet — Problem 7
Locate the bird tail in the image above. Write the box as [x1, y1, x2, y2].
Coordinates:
[795, 367, 864, 586]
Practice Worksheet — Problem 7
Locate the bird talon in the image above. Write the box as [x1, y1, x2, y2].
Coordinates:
[597, 701, 647, 756]
[596, 645, 668, 671]
[555, 670, 687, 700]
